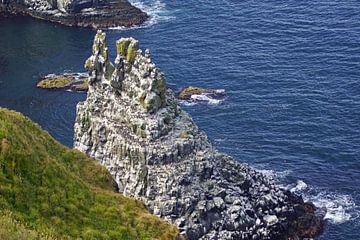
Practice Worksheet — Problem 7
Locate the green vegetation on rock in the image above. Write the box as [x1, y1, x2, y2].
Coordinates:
[116, 38, 139, 63]
[36, 77, 73, 89]
[116, 39, 131, 58]
[37, 74, 89, 91]
[176, 86, 209, 100]
[126, 41, 139, 63]
[105, 62, 115, 81]
[152, 76, 166, 101]
[85, 58, 93, 71]
[0, 108, 181, 240]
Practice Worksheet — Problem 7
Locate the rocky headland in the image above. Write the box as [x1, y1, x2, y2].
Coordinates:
[74, 30, 325, 240]
[0, 0, 147, 28]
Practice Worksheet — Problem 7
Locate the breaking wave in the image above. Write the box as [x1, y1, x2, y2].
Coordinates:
[288, 180, 359, 224]
[110, 0, 175, 30]
[190, 94, 223, 105]
[305, 189, 358, 224]
[256, 167, 359, 225]
[178, 89, 226, 106]
[256, 168, 293, 181]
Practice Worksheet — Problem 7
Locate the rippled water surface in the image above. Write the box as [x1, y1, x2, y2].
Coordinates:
[1, 1, 360, 239]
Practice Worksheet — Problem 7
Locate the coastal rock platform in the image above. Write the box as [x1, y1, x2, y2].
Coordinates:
[0, 0, 148, 28]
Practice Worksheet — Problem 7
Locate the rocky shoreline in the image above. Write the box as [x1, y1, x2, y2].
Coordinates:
[0, 0, 148, 28]
[74, 31, 325, 239]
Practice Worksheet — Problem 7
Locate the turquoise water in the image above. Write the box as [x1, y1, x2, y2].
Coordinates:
[1, 1, 360, 238]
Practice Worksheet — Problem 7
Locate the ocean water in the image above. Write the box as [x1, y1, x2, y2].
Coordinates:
[0, 0, 360, 239]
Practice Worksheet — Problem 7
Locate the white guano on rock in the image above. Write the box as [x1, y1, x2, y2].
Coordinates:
[74, 30, 324, 240]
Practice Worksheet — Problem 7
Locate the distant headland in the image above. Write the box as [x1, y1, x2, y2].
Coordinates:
[0, 0, 148, 28]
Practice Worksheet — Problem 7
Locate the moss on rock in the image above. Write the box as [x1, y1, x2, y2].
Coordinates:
[37, 73, 89, 92]
[177, 86, 209, 100]
[116, 38, 139, 63]
[152, 75, 166, 99]
[126, 40, 139, 63]
[116, 39, 131, 57]
[177, 86, 226, 101]
[84, 58, 93, 71]
[36, 77, 73, 89]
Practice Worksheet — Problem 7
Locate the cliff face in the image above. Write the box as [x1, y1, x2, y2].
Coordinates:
[74, 31, 324, 240]
[0, 0, 147, 28]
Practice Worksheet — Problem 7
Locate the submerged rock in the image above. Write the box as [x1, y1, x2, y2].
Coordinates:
[37, 72, 89, 91]
[177, 86, 226, 103]
[0, 0, 148, 28]
[74, 30, 324, 240]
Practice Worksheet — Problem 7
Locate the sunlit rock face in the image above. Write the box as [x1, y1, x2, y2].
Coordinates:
[74, 31, 324, 240]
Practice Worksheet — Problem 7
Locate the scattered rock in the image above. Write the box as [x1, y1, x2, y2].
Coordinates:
[36, 72, 223, 105]
[177, 86, 226, 103]
[37, 72, 88, 91]
[74, 31, 325, 240]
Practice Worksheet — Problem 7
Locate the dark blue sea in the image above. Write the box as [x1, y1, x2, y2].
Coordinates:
[0, 0, 360, 239]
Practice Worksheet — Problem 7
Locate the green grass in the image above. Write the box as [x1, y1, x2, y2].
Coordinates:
[0, 108, 181, 240]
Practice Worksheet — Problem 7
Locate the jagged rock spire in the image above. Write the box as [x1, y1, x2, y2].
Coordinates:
[84, 30, 166, 114]
[85, 30, 114, 84]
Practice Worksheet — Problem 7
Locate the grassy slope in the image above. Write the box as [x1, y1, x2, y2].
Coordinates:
[0, 108, 180, 240]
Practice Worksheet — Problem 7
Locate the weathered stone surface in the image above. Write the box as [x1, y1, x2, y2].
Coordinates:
[74, 31, 325, 240]
[0, 0, 148, 28]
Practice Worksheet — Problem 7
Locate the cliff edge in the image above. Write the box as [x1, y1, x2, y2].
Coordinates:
[0, 107, 180, 239]
[0, 0, 147, 28]
[74, 31, 325, 240]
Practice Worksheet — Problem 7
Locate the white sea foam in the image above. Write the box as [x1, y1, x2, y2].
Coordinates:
[305, 191, 358, 224]
[190, 94, 223, 105]
[257, 168, 293, 181]
[214, 89, 226, 94]
[286, 180, 359, 224]
[290, 180, 308, 193]
[178, 89, 226, 106]
[257, 167, 359, 225]
[109, 0, 175, 30]
[179, 100, 196, 106]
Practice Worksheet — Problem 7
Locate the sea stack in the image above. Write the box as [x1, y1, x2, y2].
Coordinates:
[74, 31, 324, 240]
[0, 0, 147, 28]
